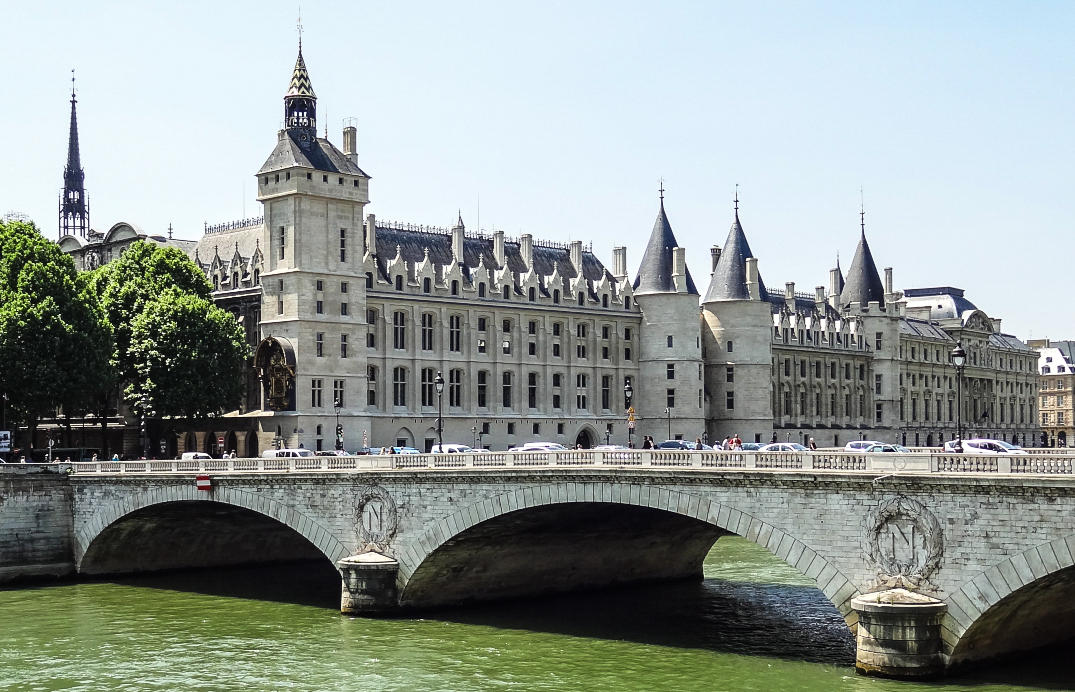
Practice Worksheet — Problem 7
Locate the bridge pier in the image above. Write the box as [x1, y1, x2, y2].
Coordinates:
[338, 552, 399, 615]
[851, 589, 947, 679]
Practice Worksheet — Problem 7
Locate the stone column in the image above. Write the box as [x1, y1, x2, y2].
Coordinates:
[851, 588, 947, 679]
[337, 552, 400, 615]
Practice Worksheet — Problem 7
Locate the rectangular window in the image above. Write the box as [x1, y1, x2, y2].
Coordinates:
[667, 335, 673, 348]
[477, 371, 488, 408]
[553, 323, 562, 336]
[316, 279, 324, 292]
[316, 300, 324, 314]
[624, 347, 632, 361]
[366, 310, 377, 348]
[367, 367, 377, 407]
[784, 359, 791, 377]
[278, 226, 285, 260]
[666, 388, 675, 408]
[667, 364, 675, 380]
[449, 315, 462, 352]
[392, 367, 407, 407]
[340, 229, 347, 262]
[529, 321, 537, 335]
[577, 343, 586, 359]
[875, 402, 882, 423]
[576, 373, 588, 410]
[726, 391, 734, 410]
[726, 366, 734, 383]
[502, 372, 513, 409]
[421, 368, 435, 407]
[341, 281, 348, 294]
[601, 375, 610, 410]
[727, 340, 733, 353]
[333, 379, 345, 408]
[875, 374, 882, 395]
[529, 372, 538, 409]
[341, 302, 348, 316]
[859, 364, 865, 381]
[340, 334, 348, 358]
[799, 360, 806, 377]
[311, 378, 323, 408]
[875, 332, 882, 350]
[602, 325, 609, 339]
[624, 327, 632, 340]
[316, 332, 324, 357]
[844, 363, 851, 380]
[449, 369, 462, 407]
[529, 342, 537, 356]
[393, 311, 406, 349]
[421, 313, 434, 351]
[478, 317, 487, 331]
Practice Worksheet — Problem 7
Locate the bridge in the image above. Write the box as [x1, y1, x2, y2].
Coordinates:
[23, 448, 1075, 678]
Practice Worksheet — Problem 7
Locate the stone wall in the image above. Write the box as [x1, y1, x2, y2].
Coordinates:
[0, 467, 73, 583]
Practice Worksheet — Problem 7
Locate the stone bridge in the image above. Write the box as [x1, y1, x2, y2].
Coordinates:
[61, 449, 1075, 678]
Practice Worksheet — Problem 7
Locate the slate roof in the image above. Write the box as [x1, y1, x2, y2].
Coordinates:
[840, 232, 885, 308]
[834, 258, 844, 294]
[632, 200, 698, 295]
[703, 211, 767, 302]
[193, 224, 262, 266]
[258, 134, 369, 176]
[989, 333, 1035, 352]
[767, 293, 842, 319]
[899, 318, 952, 341]
[902, 287, 978, 321]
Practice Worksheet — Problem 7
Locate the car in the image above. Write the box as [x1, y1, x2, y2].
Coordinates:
[180, 452, 212, 460]
[655, 440, 693, 450]
[315, 450, 351, 456]
[430, 443, 473, 454]
[943, 439, 1028, 455]
[844, 440, 883, 452]
[740, 442, 764, 451]
[261, 448, 315, 458]
[863, 444, 911, 453]
[510, 442, 568, 451]
[759, 443, 809, 452]
[593, 444, 630, 450]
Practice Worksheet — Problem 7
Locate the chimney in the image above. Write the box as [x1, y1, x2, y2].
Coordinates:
[569, 240, 583, 274]
[710, 245, 722, 272]
[673, 247, 687, 293]
[828, 266, 842, 306]
[520, 234, 533, 270]
[366, 213, 377, 256]
[785, 281, 796, 309]
[342, 124, 358, 164]
[884, 266, 894, 296]
[452, 221, 465, 265]
[493, 230, 505, 266]
[745, 258, 760, 301]
[815, 285, 826, 307]
[612, 246, 627, 280]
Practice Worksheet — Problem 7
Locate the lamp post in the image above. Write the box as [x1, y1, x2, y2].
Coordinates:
[951, 342, 966, 450]
[664, 407, 671, 440]
[435, 371, 445, 452]
[334, 397, 343, 451]
[471, 425, 477, 449]
[604, 428, 611, 445]
[624, 379, 633, 447]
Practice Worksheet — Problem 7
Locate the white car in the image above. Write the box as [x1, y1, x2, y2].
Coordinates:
[430, 443, 473, 453]
[760, 443, 808, 452]
[943, 439, 1028, 455]
[261, 448, 315, 458]
[511, 442, 568, 451]
[180, 452, 212, 460]
[844, 440, 882, 452]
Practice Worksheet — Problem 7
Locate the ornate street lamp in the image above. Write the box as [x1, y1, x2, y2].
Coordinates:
[435, 371, 445, 452]
[951, 342, 966, 450]
[624, 379, 633, 447]
[664, 407, 671, 441]
[471, 425, 478, 449]
[334, 397, 343, 451]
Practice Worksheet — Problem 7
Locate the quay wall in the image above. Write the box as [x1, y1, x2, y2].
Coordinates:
[0, 467, 74, 583]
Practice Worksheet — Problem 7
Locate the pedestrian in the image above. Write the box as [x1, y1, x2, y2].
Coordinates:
[808, 437, 817, 450]
[722, 437, 730, 450]
[91, 453, 98, 462]
[770, 432, 778, 444]
[731, 433, 742, 450]
[695, 437, 703, 450]
[641, 436, 652, 450]
[111, 453, 120, 461]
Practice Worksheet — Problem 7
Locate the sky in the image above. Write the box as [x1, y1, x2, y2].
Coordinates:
[3, 1, 1072, 340]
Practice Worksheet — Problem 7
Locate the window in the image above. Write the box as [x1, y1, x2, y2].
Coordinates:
[553, 289, 560, 304]
[366, 309, 377, 348]
[799, 360, 806, 377]
[666, 389, 675, 407]
[601, 325, 609, 339]
[393, 311, 406, 349]
[528, 287, 536, 301]
[529, 321, 538, 335]
[858, 364, 865, 381]
[451, 280, 459, 296]
[341, 302, 348, 316]
[478, 317, 487, 332]
[449, 369, 463, 407]
[311, 378, 323, 407]
[365, 272, 373, 289]
[421, 313, 434, 351]
[576, 374, 588, 410]
[340, 334, 348, 358]
[624, 327, 632, 340]
[503, 285, 511, 299]
[340, 229, 347, 262]
[478, 283, 486, 298]
[449, 315, 462, 352]
[576, 343, 587, 359]
[316, 332, 324, 357]
[478, 338, 487, 354]
[624, 347, 632, 361]
[423, 277, 431, 294]
[667, 335, 673, 348]
[602, 346, 609, 360]
[578, 292, 584, 305]
[667, 364, 675, 380]
[316, 279, 324, 292]
[333, 379, 345, 408]
[875, 374, 882, 395]
[421, 368, 435, 407]
[727, 340, 733, 353]
[278, 226, 285, 260]
[277, 280, 284, 315]
[502, 372, 513, 408]
[844, 363, 851, 380]
[726, 391, 734, 410]
[726, 366, 734, 383]
[316, 300, 324, 314]
[576, 323, 587, 338]
[529, 372, 539, 409]
[392, 367, 407, 407]
[477, 371, 488, 408]
[529, 342, 537, 356]
[341, 281, 348, 294]
[784, 359, 791, 377]
[601, 375, 610, 410]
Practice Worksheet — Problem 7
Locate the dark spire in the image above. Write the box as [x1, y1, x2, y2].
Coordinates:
[632, 186, 698, 295]
[59, 70, 89, 239]
[284, 37, 317, 147]
[703, 195, 767, 302]
[840, 214, 885, 309]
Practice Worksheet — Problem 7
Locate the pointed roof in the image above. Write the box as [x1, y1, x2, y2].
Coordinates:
[286, 47, 316, 98]
[632, 197, 698, 295]
[703, 210, 767, 302]
[66, 90, 82, 174]
[840, 230, 885, 308]
[833, 256, 844, 293]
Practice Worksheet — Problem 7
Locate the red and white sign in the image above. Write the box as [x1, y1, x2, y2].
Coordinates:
[628, 420, 636, 429]
[217, 436, 225, 446]
[196, 475, 212, 491]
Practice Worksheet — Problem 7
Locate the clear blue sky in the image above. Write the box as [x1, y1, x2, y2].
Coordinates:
[4, 1, 1072, 340]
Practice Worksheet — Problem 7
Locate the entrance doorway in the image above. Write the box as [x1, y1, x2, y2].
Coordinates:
[574, 429, 593, 449]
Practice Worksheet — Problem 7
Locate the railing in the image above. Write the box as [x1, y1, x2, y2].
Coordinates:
[204, 216, 263, 234]
[51, 449, 1075, 477]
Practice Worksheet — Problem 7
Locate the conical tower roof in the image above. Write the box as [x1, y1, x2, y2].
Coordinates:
[632, 195, 698, 295]
[833, 256, 845, 294]
[286, 47, 316, 98]
[840, 230, 885, 308]
[703, 210, 767, 302]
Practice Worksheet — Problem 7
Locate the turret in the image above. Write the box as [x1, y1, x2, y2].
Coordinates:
[59, 72, 89, 239]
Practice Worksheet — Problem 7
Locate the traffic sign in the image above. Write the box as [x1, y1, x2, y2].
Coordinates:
[217, 435, 224, 446]
[196, 475, 212, 491]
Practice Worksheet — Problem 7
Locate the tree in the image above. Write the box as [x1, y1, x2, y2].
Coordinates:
[125, 288, 248, 420]
[0, 220, 112, 452]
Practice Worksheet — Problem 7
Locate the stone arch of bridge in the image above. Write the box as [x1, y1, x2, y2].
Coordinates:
[397, 482, 860, 626]
[73, 483, 350, 572]
[945, 535, 1075, 665]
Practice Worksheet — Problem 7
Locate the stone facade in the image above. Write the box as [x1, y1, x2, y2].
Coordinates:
[1030, 339, 1074, 447]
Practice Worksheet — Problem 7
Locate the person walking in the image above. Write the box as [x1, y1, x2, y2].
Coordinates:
[808, 437, 817, 450]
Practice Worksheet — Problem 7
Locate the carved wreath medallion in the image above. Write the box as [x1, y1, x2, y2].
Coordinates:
[864, 495, 943, 586]
[354, 484, 398, 547]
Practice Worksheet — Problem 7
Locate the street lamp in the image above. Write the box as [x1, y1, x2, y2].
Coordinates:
[435, 371, 445, 452]
[664, 407, 671, 440]
[334, 397, 343, 451]
[951, 342, 966, 450]
[624, 379, 633, 447]
[604, 428, 611, 445]
[471, 425, 478, 449]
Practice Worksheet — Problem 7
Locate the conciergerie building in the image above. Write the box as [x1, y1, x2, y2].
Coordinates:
[57, 43, 1041, 455]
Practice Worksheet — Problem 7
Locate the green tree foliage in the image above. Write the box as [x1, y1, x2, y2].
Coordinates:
[125, 288, 248, 419]
[0, 220, 113, 447]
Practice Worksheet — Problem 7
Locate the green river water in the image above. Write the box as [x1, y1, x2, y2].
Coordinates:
[0, 537, 1070, 692]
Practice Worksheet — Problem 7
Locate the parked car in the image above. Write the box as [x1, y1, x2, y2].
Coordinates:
[510, 442, 568, 451]
[863, 444, 911, 453]
[180, 452, 212, 460]
[943, 439, 1028, 455]
[655, 440, 692, 450]
[593, 444, 630, 451]
[315, 450, 350, 456]
[430, 443, 473, 453]
[740, 442, 764, 451]
[760, 443, 808, 452]
[844, 440, 882, 452]
[261, 448, 315, 458]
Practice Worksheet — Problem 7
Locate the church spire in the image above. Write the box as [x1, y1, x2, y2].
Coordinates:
[284, 35, 317, 146]
[59, 70, 89, 239]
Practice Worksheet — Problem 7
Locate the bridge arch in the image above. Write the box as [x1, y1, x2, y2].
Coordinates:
[946, 535, 1075, 665]
[73, 483, 350, 574]
[397, 482, 860, 624]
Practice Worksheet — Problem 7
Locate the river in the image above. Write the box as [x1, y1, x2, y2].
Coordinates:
[0, 537, 1068, 691]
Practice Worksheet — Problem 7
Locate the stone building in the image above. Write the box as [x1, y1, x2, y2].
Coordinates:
[56, 42, 1041, 455]
[1029, 339, 1075, 447]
